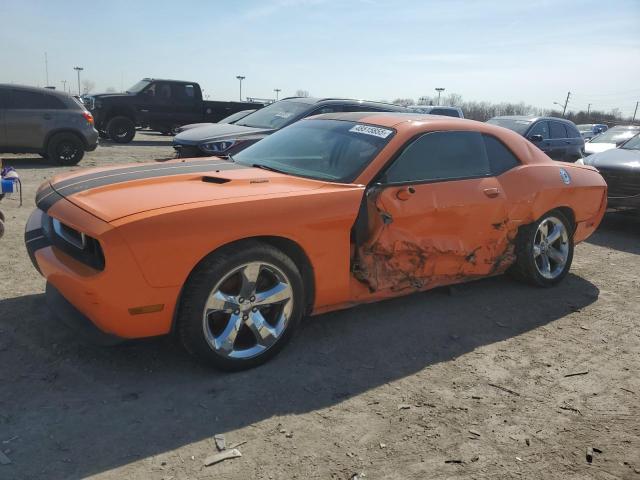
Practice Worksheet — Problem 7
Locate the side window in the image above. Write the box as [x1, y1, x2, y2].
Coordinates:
[566, 123, 581, 138]
[529, 121, 549, 140]
[383, 131, 490, 184]
[8, 90, 66, 109]
[173, 84, 196, 103]
[550, 121, 568, 139]
[157, 83, 172, 99]
[342, 104, 381, 113]
[430, 108, 459, 118]
[483, 135, 520, 175]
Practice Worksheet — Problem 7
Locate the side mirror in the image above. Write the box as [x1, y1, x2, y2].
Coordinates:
[528, 134, 544, 143]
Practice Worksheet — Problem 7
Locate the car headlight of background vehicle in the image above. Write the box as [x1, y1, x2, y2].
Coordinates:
[199, 140, 238, 154]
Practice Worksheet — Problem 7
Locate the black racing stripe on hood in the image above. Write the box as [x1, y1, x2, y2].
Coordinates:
[39, 161, 248, 212]
[51, 159, 237, 191]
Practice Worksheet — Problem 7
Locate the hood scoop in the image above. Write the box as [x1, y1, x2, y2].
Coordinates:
[202, 176, 231, 184]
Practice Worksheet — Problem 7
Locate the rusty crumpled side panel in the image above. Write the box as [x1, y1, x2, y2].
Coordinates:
[353, 181, 518, 294]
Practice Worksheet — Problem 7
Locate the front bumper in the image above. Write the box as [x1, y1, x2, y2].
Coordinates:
[25, 205, 179, 339]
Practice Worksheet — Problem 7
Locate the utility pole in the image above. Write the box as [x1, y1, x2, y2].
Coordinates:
[44, 52, 49, 86]
[633, 101, 639, 123]
[236, 75, 245, 101]
[587, 103, 591, 116]
[562, 91, 570, 117]
[274, 88, 281, 101]
[435, 87, 445, 106]
[73, 66, 84, 95]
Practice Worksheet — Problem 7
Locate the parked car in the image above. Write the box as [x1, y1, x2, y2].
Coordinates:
[26, 113, 607, 370]
[84, 78, 264, 143]
[173, 97, 409, 158]
[0, 84, 98, 165]
[583, 125, 640, 156]
[175, 109, 257, 134]
[407, 105, 464, 118]
[577, 123, 608, 141]
[581, 132, 640, 210]
[486, 116, 584, 162]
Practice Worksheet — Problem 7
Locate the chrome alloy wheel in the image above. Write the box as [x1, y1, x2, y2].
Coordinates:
[533, 216, 569, 279]
[202, 262, 294, 359]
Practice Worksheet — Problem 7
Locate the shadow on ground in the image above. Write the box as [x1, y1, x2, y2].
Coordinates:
[99, 139, 173, 147]
[0, 272, 599, 479]
[587, 210, 640, 255]
[1, 157, 56, 169]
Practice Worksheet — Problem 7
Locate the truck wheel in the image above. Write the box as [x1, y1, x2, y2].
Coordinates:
[107, 116, 136, 143]
[46, 133, 85, 166]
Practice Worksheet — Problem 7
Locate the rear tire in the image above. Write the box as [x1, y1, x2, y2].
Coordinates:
[509, 210, 574, 287]
[106, 116, 136, 143]
[177, 241, 305, 371]
[46, 133, 85, 166]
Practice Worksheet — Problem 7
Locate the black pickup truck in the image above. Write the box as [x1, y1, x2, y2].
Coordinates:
[84, 78, 264, 143]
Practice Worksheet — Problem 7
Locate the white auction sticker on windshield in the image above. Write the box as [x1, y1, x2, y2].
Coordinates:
[349, 124, 393, 139]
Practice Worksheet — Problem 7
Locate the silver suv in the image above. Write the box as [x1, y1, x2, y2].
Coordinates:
[0, 85, 98, 165]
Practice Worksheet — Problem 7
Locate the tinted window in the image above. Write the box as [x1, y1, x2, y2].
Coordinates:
[565, 123, 581, 138]
[234, 119, 393, 182]
[486, 118, 532, 135]
[235, 100, 311, 129]
[173, 83, 196, 103]
[550, 121, 568, 139]
[430, 108, 460, 117]
[483, 135, 519, 175]
[342, 104, 382, 113]
[383, 131, 489, 183]
[157, 83, 172, 99]
[8, 90, 66, 109]
[529, 121, 549, 139]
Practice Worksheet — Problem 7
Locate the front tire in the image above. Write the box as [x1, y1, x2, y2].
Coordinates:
[177, 241, 305, 371]
[510, 210, 574, 287]
[106, 116, 136, 143]
[46, 133, 85, 165]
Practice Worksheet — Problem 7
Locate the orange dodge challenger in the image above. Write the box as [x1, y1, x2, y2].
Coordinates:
[26, 113, 607, 370]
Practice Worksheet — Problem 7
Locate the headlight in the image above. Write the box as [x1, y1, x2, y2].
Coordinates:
[199, 140, 237, 154]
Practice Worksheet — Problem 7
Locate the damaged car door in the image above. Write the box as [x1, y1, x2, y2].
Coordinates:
[354, 130, 519, 293]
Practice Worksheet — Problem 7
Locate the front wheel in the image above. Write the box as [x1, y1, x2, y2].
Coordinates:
[509, 210, 574, 287]
[177, 241, 305, 371]
[106, 116, 136, 143]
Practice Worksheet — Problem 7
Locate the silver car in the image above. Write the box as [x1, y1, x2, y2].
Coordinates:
[0, 84, 98, 165]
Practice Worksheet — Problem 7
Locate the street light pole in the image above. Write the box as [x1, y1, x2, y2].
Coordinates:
[274, 88, 281, 101]
[587, 103, 591, 117]
[435, 87, 445, 106]
[73, 66, 83, 95]
[633, 101, 639, 123]
[236, 76, 245, 101]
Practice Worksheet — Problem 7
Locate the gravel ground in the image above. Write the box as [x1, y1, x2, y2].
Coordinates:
[0, 132, 638, 480]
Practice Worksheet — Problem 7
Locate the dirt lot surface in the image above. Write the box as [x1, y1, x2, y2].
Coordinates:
[1, 132, 639, 480]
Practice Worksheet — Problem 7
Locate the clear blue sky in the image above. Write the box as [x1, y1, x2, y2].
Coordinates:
[1, 0, 639, 116]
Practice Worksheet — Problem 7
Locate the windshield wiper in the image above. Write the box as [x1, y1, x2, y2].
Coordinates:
[251, 163, 287, 174]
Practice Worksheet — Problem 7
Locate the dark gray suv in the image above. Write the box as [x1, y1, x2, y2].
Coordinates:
[0, 85, 98, 165]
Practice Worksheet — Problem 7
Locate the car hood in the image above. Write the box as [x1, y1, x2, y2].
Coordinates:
[585, 148, 640, 171]
[90, 92, 136, 100]
[173, 123, 273, 145]
[584, 142, 615, 155]
[40, 159, 331, 223]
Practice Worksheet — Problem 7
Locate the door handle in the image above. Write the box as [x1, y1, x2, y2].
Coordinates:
[483, 187, 500, 198]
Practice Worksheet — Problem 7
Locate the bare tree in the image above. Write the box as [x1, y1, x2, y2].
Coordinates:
[105, 87, 116, 93]
[392, 98, 415, 107]
[81, 79, 96, 94]
[295, 89, 309, 97]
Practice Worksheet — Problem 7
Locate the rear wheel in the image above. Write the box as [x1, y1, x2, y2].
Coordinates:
[510, 210, 574, 287]
[46, 133, 85, 166]
[177, 241, 305, 371]
[106, 116, 136, 143]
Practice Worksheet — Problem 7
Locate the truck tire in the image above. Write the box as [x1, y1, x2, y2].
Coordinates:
[107, 116, 136, 143]
[46, 132, 85, 166]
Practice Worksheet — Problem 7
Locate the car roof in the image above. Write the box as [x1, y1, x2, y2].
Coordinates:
[279, 96, 407, 110]
[0, 83, 71, 98]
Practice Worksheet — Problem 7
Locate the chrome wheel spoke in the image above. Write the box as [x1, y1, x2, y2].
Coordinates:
[239, 263, 261, 298]
[205, 291, 238, 313]
[548, 245, 566, 264]
[540, 253, 551, 276]
[533, 244, 542, 257]
[254, 282, 292, 307]
[245, 311, 278, 348]
[546, 224, 562, 244]
[213, 314, 242, 353]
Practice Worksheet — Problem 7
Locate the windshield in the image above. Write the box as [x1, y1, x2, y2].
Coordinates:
[233, 119, 394, 182]
[126, 79, 151, 94]
[235, 100, 311, 129]
[219, 109, 255, 124]
[590, 127, 640, 144]
[486, 118, 532, 135]
[621, 134, 640, 150]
